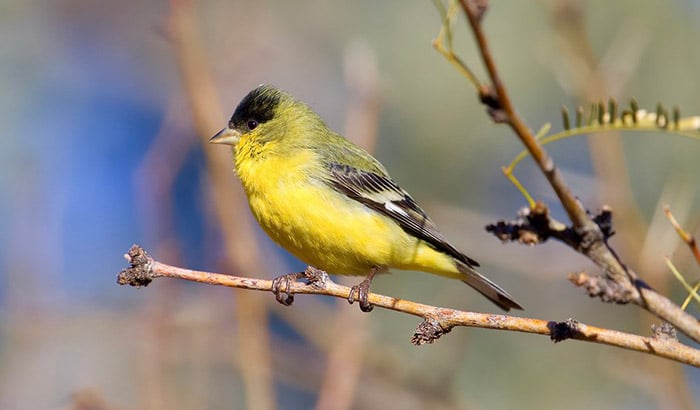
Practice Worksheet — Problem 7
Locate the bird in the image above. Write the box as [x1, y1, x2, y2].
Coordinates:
[210, 84, 521, 312]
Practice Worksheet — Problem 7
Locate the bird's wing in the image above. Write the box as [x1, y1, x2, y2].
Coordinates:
[325, 162, 479, 268]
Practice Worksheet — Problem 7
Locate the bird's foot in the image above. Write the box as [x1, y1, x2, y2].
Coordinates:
[348, 267, 378, 312]
[348, 280, 373, 312]
[271, 271, 305, 306]
[271, 267, 330, 306]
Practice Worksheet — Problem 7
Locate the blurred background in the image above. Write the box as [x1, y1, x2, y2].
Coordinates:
[2, 0, 700, 409]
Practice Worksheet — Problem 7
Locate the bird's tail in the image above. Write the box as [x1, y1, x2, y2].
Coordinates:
[457, 261, 523, 311]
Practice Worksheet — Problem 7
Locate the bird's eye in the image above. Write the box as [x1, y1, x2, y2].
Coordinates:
[247, 120, 258, 130]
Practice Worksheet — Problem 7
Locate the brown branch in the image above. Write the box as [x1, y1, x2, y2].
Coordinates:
[455, 0, 700, 344]
[459, 0, 589, 230]
[118, 245, 700, 367]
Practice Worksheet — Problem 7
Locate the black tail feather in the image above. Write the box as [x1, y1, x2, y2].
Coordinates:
[457, 261, 523, 311]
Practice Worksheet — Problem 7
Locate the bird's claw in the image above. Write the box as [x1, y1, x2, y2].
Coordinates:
[271, 272, 304, 306]
[348, 279, 374, 312]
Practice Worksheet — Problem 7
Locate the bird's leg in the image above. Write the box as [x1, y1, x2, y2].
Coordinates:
[271, 271, 306, 306]
[348, 267, 378, 312]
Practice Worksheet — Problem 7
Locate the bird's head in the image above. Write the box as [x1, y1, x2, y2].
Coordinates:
[210, 85, 321, 150]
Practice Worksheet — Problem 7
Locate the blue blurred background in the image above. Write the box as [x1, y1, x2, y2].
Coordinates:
[2, 1, 700, 409]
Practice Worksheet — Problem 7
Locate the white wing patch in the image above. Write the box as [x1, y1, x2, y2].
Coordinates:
[384, 201, 409, 217]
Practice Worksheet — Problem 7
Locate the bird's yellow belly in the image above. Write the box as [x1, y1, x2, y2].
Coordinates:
[236, 149, 461, 279]
[248, 180, 405, 275]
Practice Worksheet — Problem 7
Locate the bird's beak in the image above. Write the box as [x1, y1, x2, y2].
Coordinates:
[209, 127, 241, 146]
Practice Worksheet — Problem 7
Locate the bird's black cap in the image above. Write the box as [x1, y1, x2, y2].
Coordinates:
[230, 85, 283, 128]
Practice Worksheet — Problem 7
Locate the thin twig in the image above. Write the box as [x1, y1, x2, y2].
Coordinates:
[665, 205, 700, 268]
[431, 0, 482, 90]
[118, 245, 700, 367]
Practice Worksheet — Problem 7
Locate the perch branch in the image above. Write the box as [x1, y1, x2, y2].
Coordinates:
[117, 245, 700, 367]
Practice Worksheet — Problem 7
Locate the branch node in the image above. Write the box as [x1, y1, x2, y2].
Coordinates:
[652, 322, 678, 341]
[485, 203, 555, 245]
[411, 316, 453, 346]
[117, 244, 155, 287]
[478, 85, 509, 123]
[548, 318, 581, 342]
[568, 271, 634, 304]
[305, 266, 331, 289]
[467, 0, 489, 21]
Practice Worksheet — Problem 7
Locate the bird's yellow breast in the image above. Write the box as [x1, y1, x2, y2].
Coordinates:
[235, 144, 398, 275]
[233, 139, 461, 278]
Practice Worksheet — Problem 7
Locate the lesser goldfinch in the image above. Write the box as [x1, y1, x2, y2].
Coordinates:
[211, 85, 521, 312]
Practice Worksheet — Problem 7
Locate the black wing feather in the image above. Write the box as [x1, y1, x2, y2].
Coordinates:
[326, 163, 479, 268]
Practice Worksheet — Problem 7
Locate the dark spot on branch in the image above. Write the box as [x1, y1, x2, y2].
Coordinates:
[117, 244, 154, 287]
[592, 206, 614, 239]
[548, 319, 581, 342]
[478, 85, 507, 123]
[411, 317, 453, 345]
